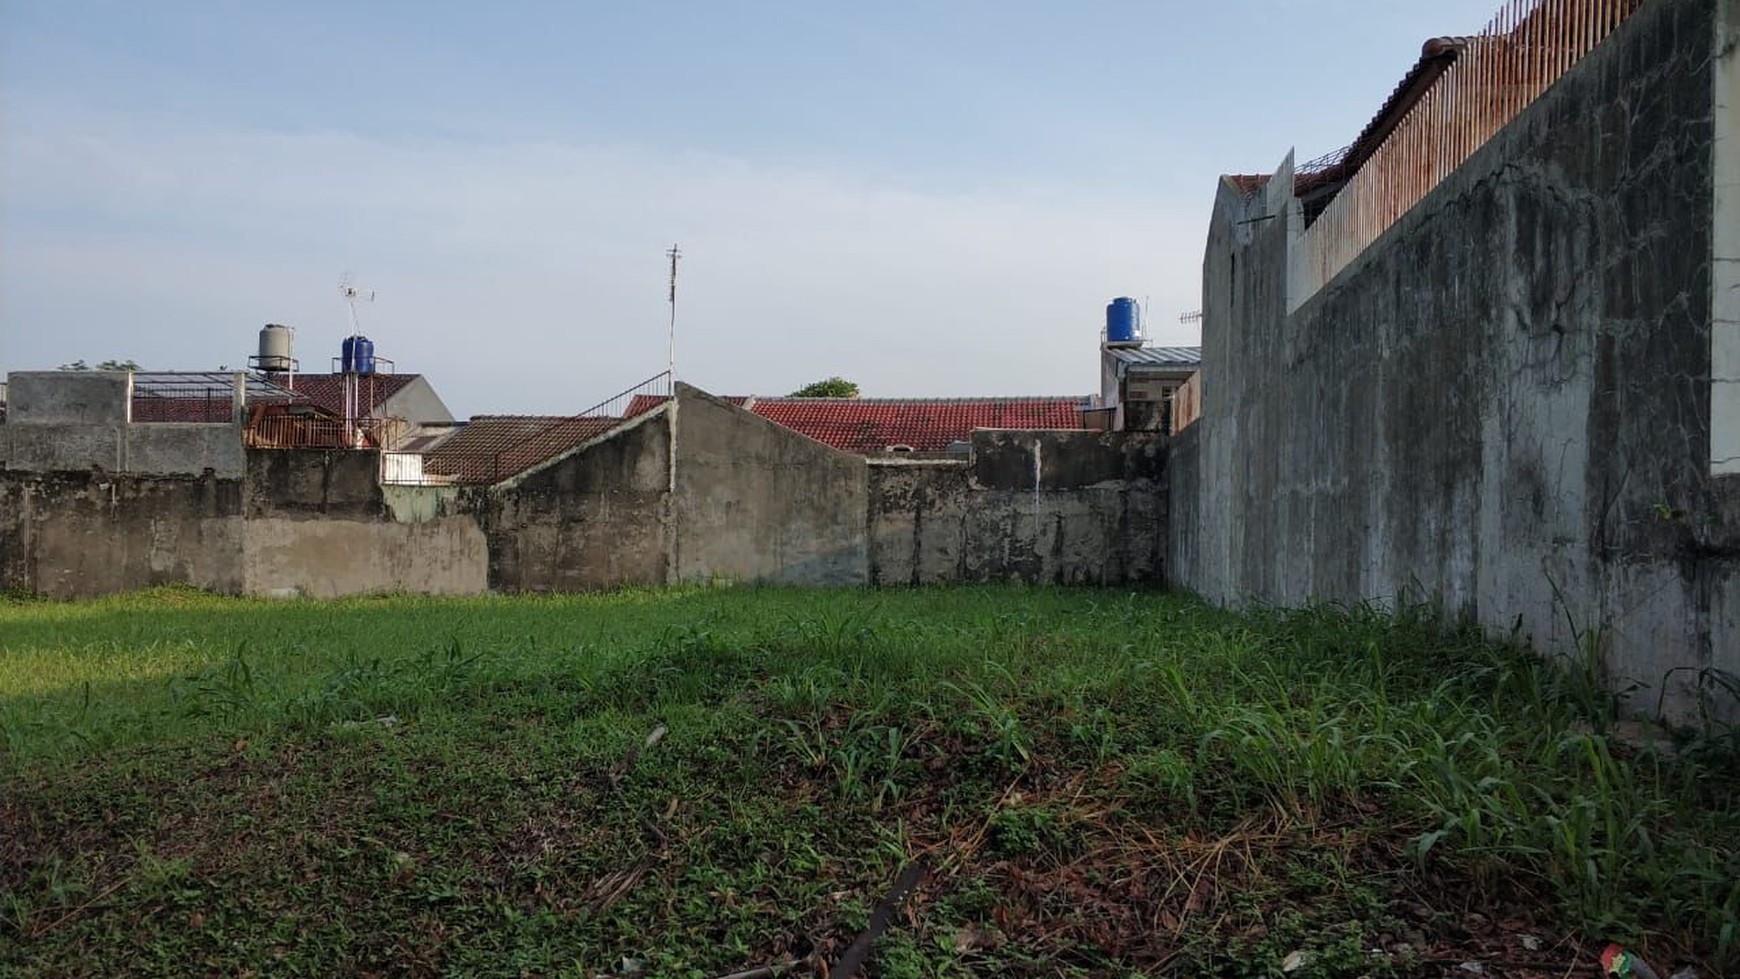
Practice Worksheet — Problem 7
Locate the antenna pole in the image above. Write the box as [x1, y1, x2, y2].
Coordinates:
[344, 292, 360, 445]
[338, 273, 374, 449]
[667, 244, 681, 395]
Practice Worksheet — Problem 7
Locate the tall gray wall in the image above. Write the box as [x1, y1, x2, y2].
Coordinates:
[470, 409, 671, 592]
[1170, 0, 1738, 722]
[869, 430, 1166, 585]
[673, 385, 869, 586]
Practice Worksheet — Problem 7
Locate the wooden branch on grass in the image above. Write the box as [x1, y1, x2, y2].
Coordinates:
[707, 957, 813, 979]
[827, 858, 930, 979]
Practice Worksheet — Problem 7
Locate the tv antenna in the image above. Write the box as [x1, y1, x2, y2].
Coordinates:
[1179, 310, 1203, 324]
[339, 272, 375, 337]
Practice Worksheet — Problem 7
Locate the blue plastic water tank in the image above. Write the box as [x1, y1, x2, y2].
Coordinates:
[1105, 297, 1140, 344]
[342, 336, 377, 374]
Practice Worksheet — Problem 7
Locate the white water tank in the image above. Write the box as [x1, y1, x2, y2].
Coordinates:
[256, 324, 294, 372]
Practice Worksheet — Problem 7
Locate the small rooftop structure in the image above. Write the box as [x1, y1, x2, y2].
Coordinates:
[1102, 346, 1202, 369]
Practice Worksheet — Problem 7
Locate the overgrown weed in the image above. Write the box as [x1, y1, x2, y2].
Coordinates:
[1, 587, 1735, 976]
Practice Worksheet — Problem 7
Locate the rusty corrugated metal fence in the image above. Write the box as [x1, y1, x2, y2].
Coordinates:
[1300, 0, 1644, 302]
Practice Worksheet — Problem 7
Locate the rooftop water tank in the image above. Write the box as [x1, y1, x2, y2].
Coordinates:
[1105, 297, 1141, 347]
[341, 335, 377, 375]
[256, 324, 294, 372]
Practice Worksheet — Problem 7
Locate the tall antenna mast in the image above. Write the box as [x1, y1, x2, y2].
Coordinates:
[666, 244, 681, 395]
[338, 272, 375, 448]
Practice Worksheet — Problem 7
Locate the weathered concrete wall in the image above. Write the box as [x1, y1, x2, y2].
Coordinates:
[870, 429, 1166, 586]
[0, 423, 244, 477]
[241, 449, 486, 597]
[0, 450, 489, 599]
[4, 372, 131, 425]
[672, 385, 868, 585]
[471, 408, 671, 592]
[0, 470, 244, 599]
[1172, 0, 1736, 722]
[246, 449, 388, 520]
[241, 518, 486, 598]
[3, 382, 1160, 598]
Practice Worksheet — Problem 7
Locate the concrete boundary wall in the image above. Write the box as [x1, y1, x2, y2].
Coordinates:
[5, 372, 132, 425]
[1171, 0, 1736, 723]
[868, 429, 1166, 586]
[2, 385, 1167, 597]
[672, 385, 868, 586]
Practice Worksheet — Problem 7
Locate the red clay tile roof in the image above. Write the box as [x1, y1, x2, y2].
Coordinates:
[625, 394, 747, 417]
[424, 414, 621, 483]
[284, 374, 420, 417]
[752, 397, 1086, 454]
[130, 397, 241, 423]
[627, 393, 1083, 453]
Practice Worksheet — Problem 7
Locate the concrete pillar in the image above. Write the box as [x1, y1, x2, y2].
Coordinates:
[1713, 0, 1740, 473]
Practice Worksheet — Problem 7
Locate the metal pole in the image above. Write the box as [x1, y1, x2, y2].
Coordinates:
[667, 244, 681, 395]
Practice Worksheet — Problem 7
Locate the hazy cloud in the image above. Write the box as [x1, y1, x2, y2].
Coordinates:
[2, 107, 1207, 415]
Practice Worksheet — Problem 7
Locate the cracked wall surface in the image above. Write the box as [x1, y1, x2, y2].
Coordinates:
[1170, 0, 1736, 723]
[867, 430, 1166, 586]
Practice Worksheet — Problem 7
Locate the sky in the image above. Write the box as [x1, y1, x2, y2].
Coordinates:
[1, 0, 1503, 417]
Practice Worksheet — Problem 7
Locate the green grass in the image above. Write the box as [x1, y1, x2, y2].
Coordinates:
[1, 585, 1736, 978]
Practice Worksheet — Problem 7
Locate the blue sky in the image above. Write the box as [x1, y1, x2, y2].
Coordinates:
[3, 0, 1502, 415]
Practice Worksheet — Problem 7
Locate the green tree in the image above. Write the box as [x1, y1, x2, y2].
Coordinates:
[59, 359, 142, 371]
[789, 376, 859, 398]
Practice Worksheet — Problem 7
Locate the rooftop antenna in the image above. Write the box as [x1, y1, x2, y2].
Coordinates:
[1179, 310, 1203, 324]
[338, 272, 375, 447]
[666, 244, 681, 395]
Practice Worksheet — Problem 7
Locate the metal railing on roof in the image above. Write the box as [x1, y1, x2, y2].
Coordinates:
[245, 414, 405, 449]
[485, 371, 672, 482]
[380, 370, 673, 486]
[129, 372, 308, 424]
[1297, 0, 1643, 307]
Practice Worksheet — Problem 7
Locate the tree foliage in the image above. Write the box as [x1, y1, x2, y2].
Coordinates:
[788, 376, 859, 398]
[58, 359, 142, 372]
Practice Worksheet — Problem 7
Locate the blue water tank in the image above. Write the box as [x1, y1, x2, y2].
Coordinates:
[1105, 297, 1140, 345]
[341, 335, 377, 374]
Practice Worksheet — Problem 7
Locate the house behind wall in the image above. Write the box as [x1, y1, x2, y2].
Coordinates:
[1168, 0, 1740, 723]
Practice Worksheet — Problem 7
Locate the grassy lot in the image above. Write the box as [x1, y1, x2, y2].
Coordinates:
[1, 586, 1735, 978]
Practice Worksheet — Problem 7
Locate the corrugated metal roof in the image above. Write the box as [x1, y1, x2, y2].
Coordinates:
[1105, 346, 1201, 367]
[132, 371, 302, 400]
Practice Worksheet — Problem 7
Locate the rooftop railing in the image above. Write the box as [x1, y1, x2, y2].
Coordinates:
[1297, 0, 1643, 307]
